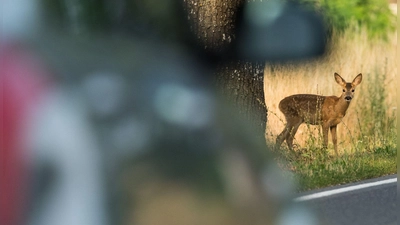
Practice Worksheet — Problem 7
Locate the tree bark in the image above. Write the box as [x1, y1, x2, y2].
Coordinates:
[215, 61, 266, 134]
[183, 0, 242, 51]
[183, 0, 267, 138]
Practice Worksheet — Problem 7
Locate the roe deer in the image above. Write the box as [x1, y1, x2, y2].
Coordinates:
[276, 73, 362, 155]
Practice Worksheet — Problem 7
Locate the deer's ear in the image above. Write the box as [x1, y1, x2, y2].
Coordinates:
[334, 73, 346, 86]
[352, 73, 362, 86]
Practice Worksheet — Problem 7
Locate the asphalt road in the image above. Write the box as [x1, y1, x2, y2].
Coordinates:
[293, 174, 397, 225]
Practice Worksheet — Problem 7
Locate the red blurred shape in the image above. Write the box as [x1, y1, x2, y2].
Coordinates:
[1, 44, 50, 225]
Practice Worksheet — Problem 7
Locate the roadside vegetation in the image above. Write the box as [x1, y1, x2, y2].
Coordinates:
[264, 1, 397, 191]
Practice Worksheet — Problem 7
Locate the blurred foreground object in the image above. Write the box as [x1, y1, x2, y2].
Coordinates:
[235, 0, 327, 61]
[0, 43, 48, 225]
[26, 33, 320, 225]
[1, 1, 45, 224]
[1, 0, 107, 225]
[1, 0, 329, 224]
[0, 33, 108, 225]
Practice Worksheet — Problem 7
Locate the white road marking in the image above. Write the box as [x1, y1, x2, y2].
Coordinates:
[294, 177, 397, 202]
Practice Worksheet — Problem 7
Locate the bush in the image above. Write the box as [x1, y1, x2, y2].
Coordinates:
[303, 0, 396, 39]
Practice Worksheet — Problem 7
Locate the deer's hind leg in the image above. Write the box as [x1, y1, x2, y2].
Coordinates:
[286, 118, 303, 151]
[276, 125, 290, 149]
[276, 117, 302, 151]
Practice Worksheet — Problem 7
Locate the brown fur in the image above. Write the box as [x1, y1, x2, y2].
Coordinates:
[276, 73, 362, 155]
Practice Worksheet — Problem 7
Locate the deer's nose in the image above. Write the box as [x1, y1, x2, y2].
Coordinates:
[345, 96, 352, 101]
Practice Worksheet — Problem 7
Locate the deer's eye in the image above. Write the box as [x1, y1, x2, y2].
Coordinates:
[342, 89, 345, 92]
[352, 89, 355, 92]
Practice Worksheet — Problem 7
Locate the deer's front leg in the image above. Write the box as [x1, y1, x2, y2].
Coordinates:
[322, 124, 329, 149]
[330, 125, 338, 156]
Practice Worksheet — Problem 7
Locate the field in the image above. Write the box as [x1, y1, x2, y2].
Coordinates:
[263, 28, 397, 190]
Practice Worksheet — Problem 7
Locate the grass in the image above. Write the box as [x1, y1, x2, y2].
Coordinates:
[263, 27, 397, 191]
[270, 143, 396, 191]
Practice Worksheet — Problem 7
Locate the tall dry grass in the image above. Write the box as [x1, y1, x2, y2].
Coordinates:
[264, 29, 397, 154]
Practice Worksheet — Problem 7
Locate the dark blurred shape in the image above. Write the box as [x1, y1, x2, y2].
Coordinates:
[234, 0, 328, 62]
[38, 0, 329, 65]
[180, 0, 328, 67]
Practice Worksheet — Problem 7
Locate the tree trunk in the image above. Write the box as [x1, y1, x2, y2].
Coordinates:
[215, 61, 266, 135]
[183, 0, 267, 138]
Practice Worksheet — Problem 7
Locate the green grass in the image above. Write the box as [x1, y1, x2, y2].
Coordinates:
[271, 135, 396, 192]
[296, 150, 395, 191]
[272, 145, 396, 191]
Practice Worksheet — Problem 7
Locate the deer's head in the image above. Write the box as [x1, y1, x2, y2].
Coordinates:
[334, 73, 362, 102]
